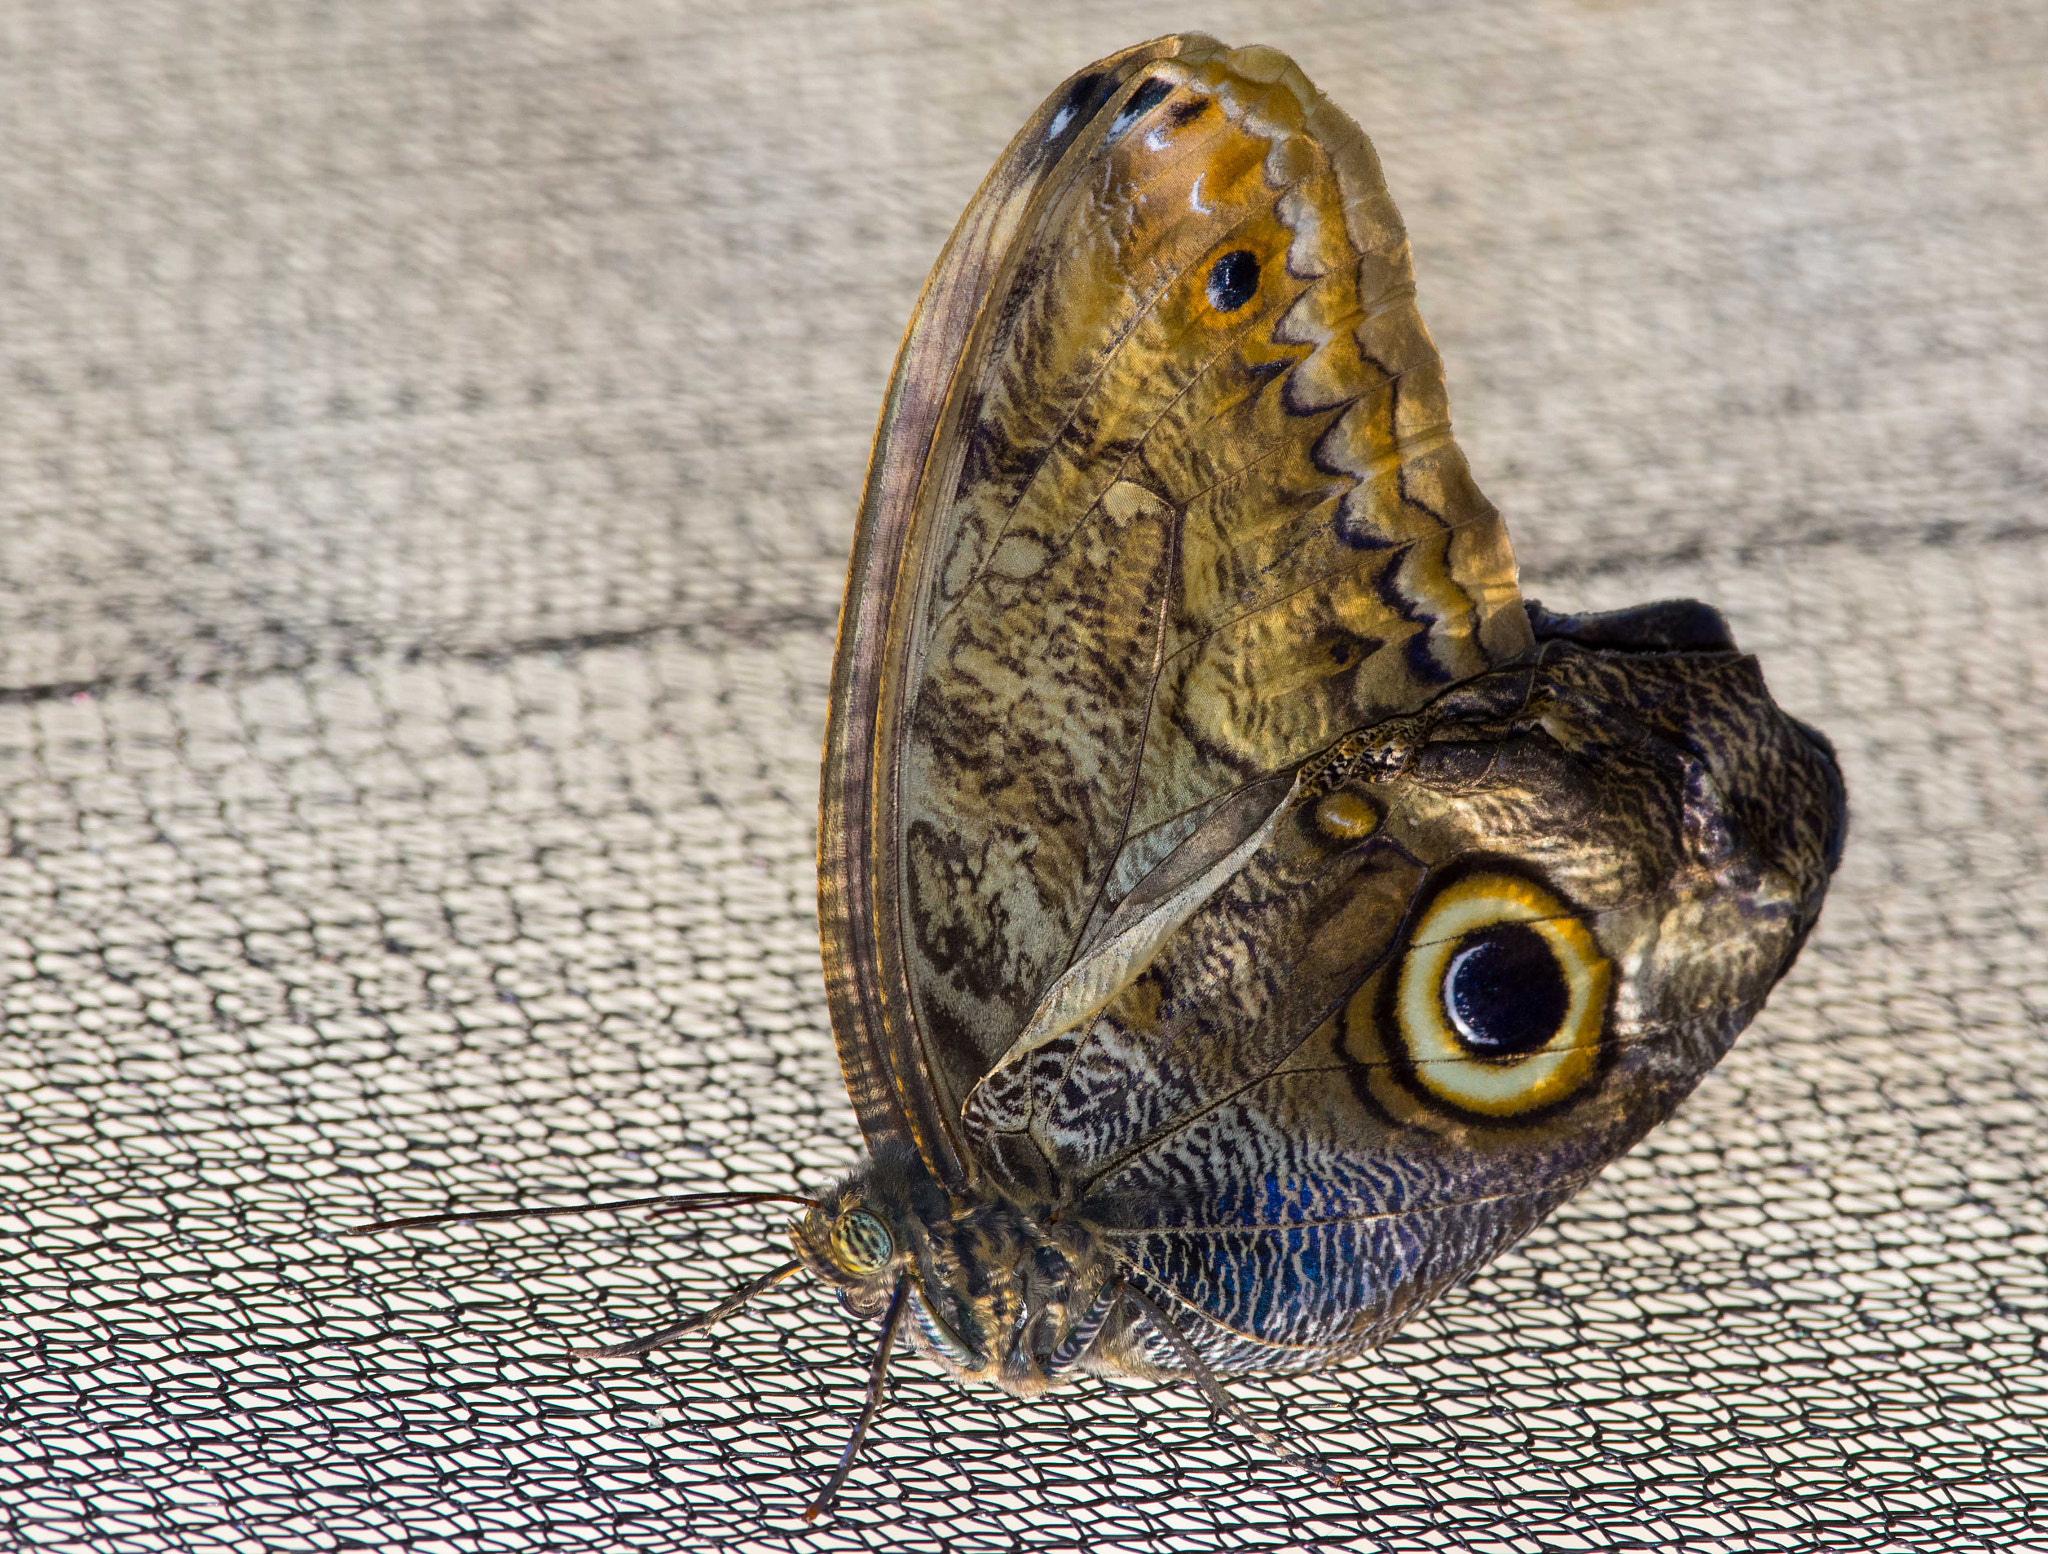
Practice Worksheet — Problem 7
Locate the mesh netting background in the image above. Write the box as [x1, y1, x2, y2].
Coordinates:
[3, 1, 2044, 1548]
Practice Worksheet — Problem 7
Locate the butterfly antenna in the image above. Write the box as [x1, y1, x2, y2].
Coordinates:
[803, 1274, 908, 1522]
[1120, 1281, 1347, 1488]
[571, 1257, 805, 1358]
[352, 1190, 819, 1233]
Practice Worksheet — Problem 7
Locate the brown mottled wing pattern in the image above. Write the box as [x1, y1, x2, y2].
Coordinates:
[955, 644, 1844, 1368]
[819, 35, 1531, 1184]
[959, 779, 1557, 1365]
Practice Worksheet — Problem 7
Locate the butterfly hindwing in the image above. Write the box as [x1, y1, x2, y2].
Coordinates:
[957, 645, 1841, 1367]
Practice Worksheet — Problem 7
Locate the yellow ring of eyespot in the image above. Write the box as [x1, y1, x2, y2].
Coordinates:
[829, 1208, 893, 1274]
[1394, 871, 1610, 1117]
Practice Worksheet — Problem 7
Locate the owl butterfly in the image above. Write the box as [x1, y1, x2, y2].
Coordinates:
[364, 35, 1844, 1517]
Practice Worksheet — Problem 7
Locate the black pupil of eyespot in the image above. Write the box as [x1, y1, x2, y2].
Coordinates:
[1443, 923, 1569, 1058]
[1206, 250, 1259, 312]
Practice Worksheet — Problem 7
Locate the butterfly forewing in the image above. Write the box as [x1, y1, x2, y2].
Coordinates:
[820, 37, 1192, 1179]
[822, 36, 1532, 1179]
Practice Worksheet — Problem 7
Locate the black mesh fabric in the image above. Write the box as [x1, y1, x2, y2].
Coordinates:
[4, 2, 2045, 1549]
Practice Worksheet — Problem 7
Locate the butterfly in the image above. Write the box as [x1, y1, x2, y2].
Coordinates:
[360, 33, 1847, 1518]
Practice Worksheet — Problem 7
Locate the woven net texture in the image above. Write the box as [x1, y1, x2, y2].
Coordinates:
[3, 2, 2044, 1550]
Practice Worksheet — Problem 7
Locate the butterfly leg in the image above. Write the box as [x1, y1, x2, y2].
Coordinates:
[804, 1275, 909, 1521]
[1037, 1277, 1123, 1381]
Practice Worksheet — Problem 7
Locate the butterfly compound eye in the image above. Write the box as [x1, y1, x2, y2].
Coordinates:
[1393, 871, 1611, 1117]
[828, 1208, 894, 1275]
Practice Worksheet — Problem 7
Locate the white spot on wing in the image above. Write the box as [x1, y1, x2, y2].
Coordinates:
[1189, 174, 1211, 214]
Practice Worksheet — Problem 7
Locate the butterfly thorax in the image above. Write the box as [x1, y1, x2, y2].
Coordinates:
[790, 1144, 1118, 1396]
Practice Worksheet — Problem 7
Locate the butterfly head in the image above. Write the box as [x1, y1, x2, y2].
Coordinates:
[791, 1142, 1114, 1396]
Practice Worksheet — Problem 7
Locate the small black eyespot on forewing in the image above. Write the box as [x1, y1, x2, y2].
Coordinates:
[1168, 95, 1210, 127]
[1206, 250, 1260, 312]
[1443, 924, 1568, 1058]
[1110, 77, 1173, 139]
[1044, 72, 1106, 144]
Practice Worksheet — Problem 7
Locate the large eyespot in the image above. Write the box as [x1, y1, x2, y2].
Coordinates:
[828, 1208, 893, 1274]
[1392, 870, 1610, 1117]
